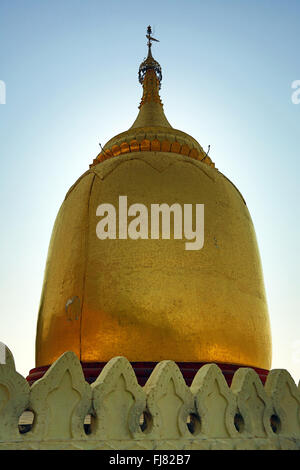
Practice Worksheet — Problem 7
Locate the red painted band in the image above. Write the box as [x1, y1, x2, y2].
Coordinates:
[26, 361, 269, 386]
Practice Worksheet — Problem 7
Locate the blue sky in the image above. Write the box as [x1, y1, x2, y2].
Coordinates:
[0, 0, 299, 382]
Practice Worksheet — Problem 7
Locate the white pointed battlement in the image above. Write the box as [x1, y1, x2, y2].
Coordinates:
[0, 344, 299, 450]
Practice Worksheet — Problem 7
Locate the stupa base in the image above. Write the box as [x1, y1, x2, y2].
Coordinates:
[26, 361, 269, 386]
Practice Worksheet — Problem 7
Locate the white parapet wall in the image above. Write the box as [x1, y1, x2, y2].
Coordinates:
[0, 344, 299, 450]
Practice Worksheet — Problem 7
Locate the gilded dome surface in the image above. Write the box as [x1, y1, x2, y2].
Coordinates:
[35, 30, 272, 371]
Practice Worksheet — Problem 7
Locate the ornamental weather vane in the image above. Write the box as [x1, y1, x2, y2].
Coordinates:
[138, 25, 162, 88]
[146, 25, 159, 50]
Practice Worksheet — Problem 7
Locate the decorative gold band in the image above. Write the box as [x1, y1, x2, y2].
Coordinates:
[90, 137, 215, 169]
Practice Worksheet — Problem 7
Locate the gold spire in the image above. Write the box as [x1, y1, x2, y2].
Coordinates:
[36, 28, 272, 373]
[90, 27, 216, 169]
[130, 26, 171, 129]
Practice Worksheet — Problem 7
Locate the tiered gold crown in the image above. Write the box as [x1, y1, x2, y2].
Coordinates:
[90, 26, 215, 169]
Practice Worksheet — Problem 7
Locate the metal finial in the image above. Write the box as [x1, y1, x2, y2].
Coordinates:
[146, 25, 159, 54]
[139, 26, 162, 87]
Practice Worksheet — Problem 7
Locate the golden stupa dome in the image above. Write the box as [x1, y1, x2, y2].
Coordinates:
[33, 28, 272, 382]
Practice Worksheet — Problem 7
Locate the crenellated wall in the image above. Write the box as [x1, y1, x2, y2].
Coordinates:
[0, 344, 299, 450]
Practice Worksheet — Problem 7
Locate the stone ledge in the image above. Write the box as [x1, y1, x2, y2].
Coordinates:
[0, 344, 299, 450]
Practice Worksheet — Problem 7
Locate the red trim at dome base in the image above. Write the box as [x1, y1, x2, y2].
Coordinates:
[26, 361, 269, 386]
